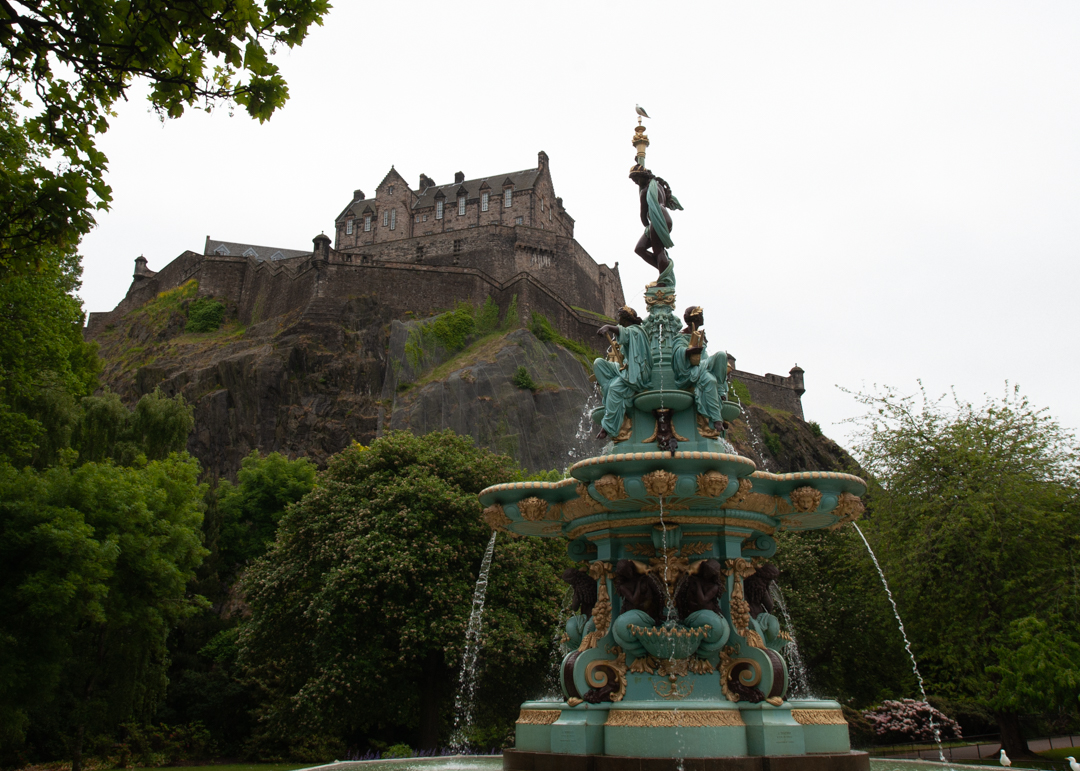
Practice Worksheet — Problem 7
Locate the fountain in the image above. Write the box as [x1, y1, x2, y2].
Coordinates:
[476, 112, 871, 771]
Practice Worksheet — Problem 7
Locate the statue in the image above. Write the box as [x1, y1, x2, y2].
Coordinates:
[561, 566, 598, 618]
[674, 558, 723, 618]
[593, 307, 651, 441]
[671, 306, 729, 432]
[630, 166, 683, 285]
[613, 559, 665, 623]
[743, 563, 779, 618]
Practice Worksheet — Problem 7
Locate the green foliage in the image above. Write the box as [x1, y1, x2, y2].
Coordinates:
[109, 721, 215, 768]
[0, 455, 208, 762]
[761, 422, 782, 457]
[217, 451, 316, 570]
[502, 294, 519, 330]
[512, 366, 537, 391]
[808, 420, 823, 437]
[475, 296, 500, 335]
[0, 2, 329, 276]
[528, 311, 594, 361]
[729, 378, 751, 405]
[239, 431, 570, 750]
[74, 390, 195, 466]
[848, 384, 1080, 749]
[0, 246, 100, 467]
[136, 280, 199, 328]
[185, 298, 226, 333]
[382, 743, 413, 759]
[404, 302, 479, 372]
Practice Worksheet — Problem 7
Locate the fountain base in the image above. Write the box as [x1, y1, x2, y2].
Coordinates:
[511, 700, 861, 768]
[505, 749, 868, 771]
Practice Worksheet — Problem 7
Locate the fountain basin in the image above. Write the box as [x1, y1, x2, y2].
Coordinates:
[625, 622, 710, 660]
[633, 389, 695, 412]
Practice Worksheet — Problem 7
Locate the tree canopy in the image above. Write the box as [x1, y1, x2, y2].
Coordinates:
[849, 384, 1080, 756]
[238, 431, 570, 753]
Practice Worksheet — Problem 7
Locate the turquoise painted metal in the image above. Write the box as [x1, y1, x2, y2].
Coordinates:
[478, 263, 869, 763]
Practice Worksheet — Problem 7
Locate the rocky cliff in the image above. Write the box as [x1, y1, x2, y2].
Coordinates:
[90, 281, 857, 479]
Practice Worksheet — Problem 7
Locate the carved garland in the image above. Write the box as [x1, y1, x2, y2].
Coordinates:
[791, 709, 847, 726]
[606, 710, 745, 728]
[578, 561, 613, 651]
[516, 709, 561, 725]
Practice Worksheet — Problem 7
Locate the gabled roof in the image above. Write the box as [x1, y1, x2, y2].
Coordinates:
[412, 167, 541, 210]
[204, 238, 309, 262]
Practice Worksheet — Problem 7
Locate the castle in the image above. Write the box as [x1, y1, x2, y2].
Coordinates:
[87, 151, 625, 347]
[85, 151, 810, 477]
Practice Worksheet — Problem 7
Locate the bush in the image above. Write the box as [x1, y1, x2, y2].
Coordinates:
[185, 298, 225, 333]
[761, 422, 782, 457]
[502, 294, 519, 330]
[476, 296, 500, 335]
[808, 420, 823, 437]
[513, 366, 536, 391]
[383, 743, 413, 759]
[863, 699, 962, 743]
[729, 378, 751, 405]
[112, 722, 214, 767]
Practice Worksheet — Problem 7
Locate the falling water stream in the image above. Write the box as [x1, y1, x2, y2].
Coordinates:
[853, 523, 947, 764]
[769, 583, 813, 698]
[450, 531, 499, 753]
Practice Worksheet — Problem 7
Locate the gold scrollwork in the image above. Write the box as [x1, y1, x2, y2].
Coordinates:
[719, 647, 763, 703]
[645, 288, 676, 308]
[481, 504, 511, 532]
[696, 470, 729, 498]
[594, 474, 628, 501]
[789, 486, 822, 514]
[791, 709, 847, 725]
[605, 710, 745, 728]
[516, 709, 561, 725]
[654, 677, 694, 700]
[584, 646, 627, 702]
[643, 469, 678, 498]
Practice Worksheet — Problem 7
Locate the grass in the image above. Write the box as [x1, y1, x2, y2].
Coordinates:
[1040, 748, 1080, 760]
[410, 331, 511, 389]
[151, 765, 310, 771]
[570, 305, 615, 323]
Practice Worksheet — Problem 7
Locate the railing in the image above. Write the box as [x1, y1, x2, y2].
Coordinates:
[860, 733, 1079, 767]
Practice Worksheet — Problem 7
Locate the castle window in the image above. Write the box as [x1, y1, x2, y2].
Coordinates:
[515, 216, 523, 225]
[481, 192, 489, 211]
[423, 214, 428, 222]
[214, 244, 229, 255]
[383, 211, 389, 227]
[416, 244, 424, 260]
[453, 239, 463, 254]
[541, 197, 545, 211]
[458, 195, 466, 215]
[364, 216, 371, 231]
[346, 218, 354, 235]
[504, 187, 513, 207]
[242, 247, 258, 257]
[415, 214, 420, 223]
[388, 185, 394, 195]
[436, 200, 444, 219]
[390, 209, 396, 230]
[549, 210, 552, 221]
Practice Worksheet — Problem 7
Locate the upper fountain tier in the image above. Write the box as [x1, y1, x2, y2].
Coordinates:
[479, 268, 866, 541]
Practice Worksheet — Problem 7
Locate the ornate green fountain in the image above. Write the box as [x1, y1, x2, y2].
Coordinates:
[478, 113, 870, 771]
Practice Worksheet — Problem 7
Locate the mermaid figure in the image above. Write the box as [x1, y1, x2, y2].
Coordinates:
[630, 166, 683, 285]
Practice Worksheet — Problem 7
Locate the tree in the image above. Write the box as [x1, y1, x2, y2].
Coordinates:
[0, 243, 99, 466]
[848, 384, 1080, 757]
[73, 389, 194, 466]
[0, 0, 330, 275]
[0, 454, 207, 769]
[238, 432, 569, 753]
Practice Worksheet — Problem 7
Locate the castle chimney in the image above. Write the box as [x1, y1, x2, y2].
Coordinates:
[454, 171, 465, 184]
[538, 150, 549, 169]
[354, 189, 365, 201]
[789, 365, 805, 396]
[419, 174, 435, 190]
[312, 233, 331, 262]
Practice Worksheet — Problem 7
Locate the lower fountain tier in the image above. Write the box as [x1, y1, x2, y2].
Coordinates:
[505, 748, 868, 771]
[512, 700, 860, 764]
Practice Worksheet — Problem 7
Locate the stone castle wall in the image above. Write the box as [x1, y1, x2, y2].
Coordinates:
[731, 366, 806, 420]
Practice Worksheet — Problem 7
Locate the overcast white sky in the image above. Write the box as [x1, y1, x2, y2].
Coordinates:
[79, 1, 1080, 447]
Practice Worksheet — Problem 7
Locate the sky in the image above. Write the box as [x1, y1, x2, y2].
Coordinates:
[78, 1, 1080, 448]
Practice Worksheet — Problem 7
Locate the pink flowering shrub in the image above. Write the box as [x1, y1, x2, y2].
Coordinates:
[863, 699, 962, 743]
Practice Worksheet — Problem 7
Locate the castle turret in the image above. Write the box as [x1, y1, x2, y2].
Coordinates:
[133, 255, 156, 281]
[789, 365, 805, 396]
[313, 233, 331, 262]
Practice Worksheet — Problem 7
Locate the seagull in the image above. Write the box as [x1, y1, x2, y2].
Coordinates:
[635, 104, 651, 119]
[999, 750, 1011, 767]
[1066, 756, 1078, 771]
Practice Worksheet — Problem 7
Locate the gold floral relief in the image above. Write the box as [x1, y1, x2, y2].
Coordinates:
[789, 486, 822, 514]
[643, 469, 679, 498]
[518, 497, 551, 522]
[594, 474, 628, 501]
[516, 709, 561, 725]
[578, 561, 614, 651]
[680, 541, 713, 557]
[791, 709, 847, 726]
[605, 710, 744, 728]
[481, 504, 511, 532]
[696, 470, 729, 498]
[625, 542, 656, 557]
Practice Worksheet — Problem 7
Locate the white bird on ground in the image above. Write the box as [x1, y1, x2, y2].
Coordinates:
[1066, 756, 1078, 771]
[635, 104, 650, 119]
[999, 749, 1012, 767]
